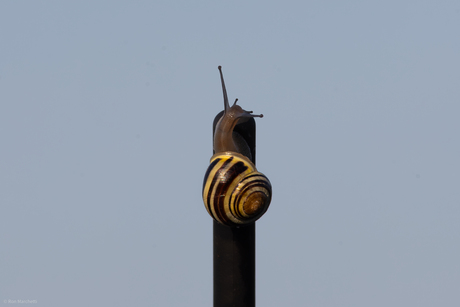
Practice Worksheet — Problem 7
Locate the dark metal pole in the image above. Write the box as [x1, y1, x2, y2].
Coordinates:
[212, 111, 257, 307]
[214, 222, 255, 306]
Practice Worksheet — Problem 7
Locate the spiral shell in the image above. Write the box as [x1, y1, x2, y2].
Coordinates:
[202, 151, 272, 226]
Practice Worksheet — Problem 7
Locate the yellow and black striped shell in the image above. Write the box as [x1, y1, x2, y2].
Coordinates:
[202, 151, 272, 226]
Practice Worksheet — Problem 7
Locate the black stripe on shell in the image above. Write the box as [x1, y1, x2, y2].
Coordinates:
[202, 157, 221, 195]
[212, 160, 249, 224]
[230, 173, 272, 222]
[203, 157, 232, 220]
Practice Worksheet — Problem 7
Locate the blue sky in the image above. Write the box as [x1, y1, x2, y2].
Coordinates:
[1, 1, 459, 306]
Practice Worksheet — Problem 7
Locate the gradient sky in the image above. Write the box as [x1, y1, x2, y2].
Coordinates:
[1, 1, 459, 306]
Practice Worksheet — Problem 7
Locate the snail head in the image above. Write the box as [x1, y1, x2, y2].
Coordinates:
[218, 66, 263, 123]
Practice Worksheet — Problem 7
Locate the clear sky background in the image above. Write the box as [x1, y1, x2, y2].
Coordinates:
[1, 1, 459, 306]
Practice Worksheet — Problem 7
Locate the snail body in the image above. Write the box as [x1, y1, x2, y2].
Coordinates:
[202, 66, 272, 226]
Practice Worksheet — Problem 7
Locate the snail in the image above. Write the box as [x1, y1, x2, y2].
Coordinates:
[202, 66, 272, 226]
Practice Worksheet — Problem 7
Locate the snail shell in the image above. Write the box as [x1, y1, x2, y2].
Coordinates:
[203, 152, 272, 226]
